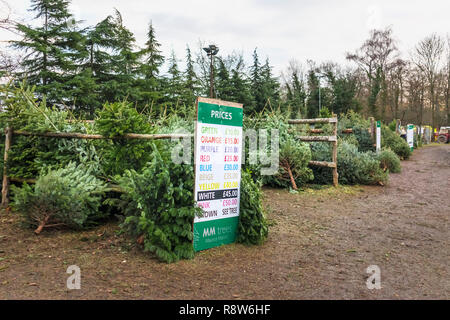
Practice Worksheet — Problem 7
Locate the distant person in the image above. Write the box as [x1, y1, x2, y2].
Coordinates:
[400, 126, 407, 141]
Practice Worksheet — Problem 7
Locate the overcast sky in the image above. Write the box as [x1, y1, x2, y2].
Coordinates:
[1, 0, 449, 75]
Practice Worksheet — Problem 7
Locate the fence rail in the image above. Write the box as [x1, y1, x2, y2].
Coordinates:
[308, 161, 337, 168]
[288, 118, 337, 124]
[8, 176, 124, 193]
[13, 130, 192, 140]
[309, 128, 353, 134]
[297, 135, 337, 142]
[2, 127, 186, 207]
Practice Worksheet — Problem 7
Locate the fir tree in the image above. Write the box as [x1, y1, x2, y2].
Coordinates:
[260, 58, 280, 110]
[229, 55, 253, 111]
[249, 48, 265, 113]
[249, 50, 280, 113]
[306, 68, 320, 118]
[82, 10, 140, 105]
[81, 15, 118, 112]
[324, 68, 361, 114]
[163, 50, 183, 111]
[216, 58, 233, 101]
[285, 69, 307, 117]
[13, 0, 86, 106]
[136, 21, 165, 107]
[66, 68, 98, 115]
[181, 45, 199, 107]
[106, 9, 140, 103]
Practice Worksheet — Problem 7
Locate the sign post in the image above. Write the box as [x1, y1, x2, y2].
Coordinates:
[193, 97, 243, 251]
[407, 124, 414, 151]
[376, 120, 381, 153]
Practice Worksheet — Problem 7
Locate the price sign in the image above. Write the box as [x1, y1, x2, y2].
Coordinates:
[193, 97, 243, 251]
[407, 124, 414, 151]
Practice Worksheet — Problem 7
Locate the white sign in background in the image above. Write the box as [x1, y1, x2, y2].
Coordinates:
[376, 126, 381, 153]
[407, 125, 414, 150]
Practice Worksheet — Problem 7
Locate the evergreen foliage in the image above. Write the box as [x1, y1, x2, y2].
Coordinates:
[11, 162, 108, 233]
[181, 45, 199, 107]
[285, 69, 307, 118]
[163, 50, 183, 111]
[248, 49, 280, 113]
[136, 20, 165, 108]
[336, 142, 388, 185]
[351, 126, 375, 153]
[94, 101, 158, 176]
[116, 150, 201, 263]
[0, 83, 99, 178]
[266, 134, 313, 189]
[12, 0, 87, 106]
[324, 66, 362, 114]
[95, 101, 152, 138]
[310, 141, 388, 185]
[237, 170, 268, 245]
[375, 148, 402, 173]
[381, 124, 411, 159]
[306, 68, 321, 118]
[338, 111, 374, 152]
[243, 111, 313, 189]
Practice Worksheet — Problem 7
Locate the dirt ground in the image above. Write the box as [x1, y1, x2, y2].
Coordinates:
[0, 144, 448, 300]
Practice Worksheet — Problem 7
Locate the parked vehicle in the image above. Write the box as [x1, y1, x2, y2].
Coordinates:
[435, 127, 450, 143]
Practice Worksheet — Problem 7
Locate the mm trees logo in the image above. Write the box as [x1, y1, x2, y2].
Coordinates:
[203, 227, 216, 237]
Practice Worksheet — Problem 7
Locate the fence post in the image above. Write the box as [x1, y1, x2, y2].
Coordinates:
[1, 127, 12, 208]
[332, 115, 338, 187]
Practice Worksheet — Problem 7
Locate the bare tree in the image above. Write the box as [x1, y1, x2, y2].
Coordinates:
[281, 59, 307, 117]
[347, 28, 398, 82]
[412, 33, 445, 131]
[444, 35, 450, 125]
[0, 0, 16, 32]
[0, 0, 20, 80]
[406, 66, 426, 128]
[387, 58, 408, 121]
[346, 27, 399, 119]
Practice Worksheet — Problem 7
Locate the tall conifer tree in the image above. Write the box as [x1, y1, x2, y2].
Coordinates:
[181, 45, 198, 106]
[164, 50, 182, 110]
[13, 0, 86, 106]
[136, 21, 165, 106]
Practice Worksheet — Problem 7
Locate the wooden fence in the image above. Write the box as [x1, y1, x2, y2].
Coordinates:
[1, 116, 349, 207]
[0, 128, 189, 207]
[288, 117, 339, 187]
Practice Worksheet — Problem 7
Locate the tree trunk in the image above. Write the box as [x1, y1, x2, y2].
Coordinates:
[1, 127, 12, 208]
[43, 7, 48, 87]
[285, 163, 298, 190]
[431, 83, 436, 132]
[34, 215, 50, 235]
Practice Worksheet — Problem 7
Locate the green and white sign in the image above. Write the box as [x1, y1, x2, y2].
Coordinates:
[193, 97, 243, 251]
[376, 121, 381, 153]
[407, 124, 414, 151]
